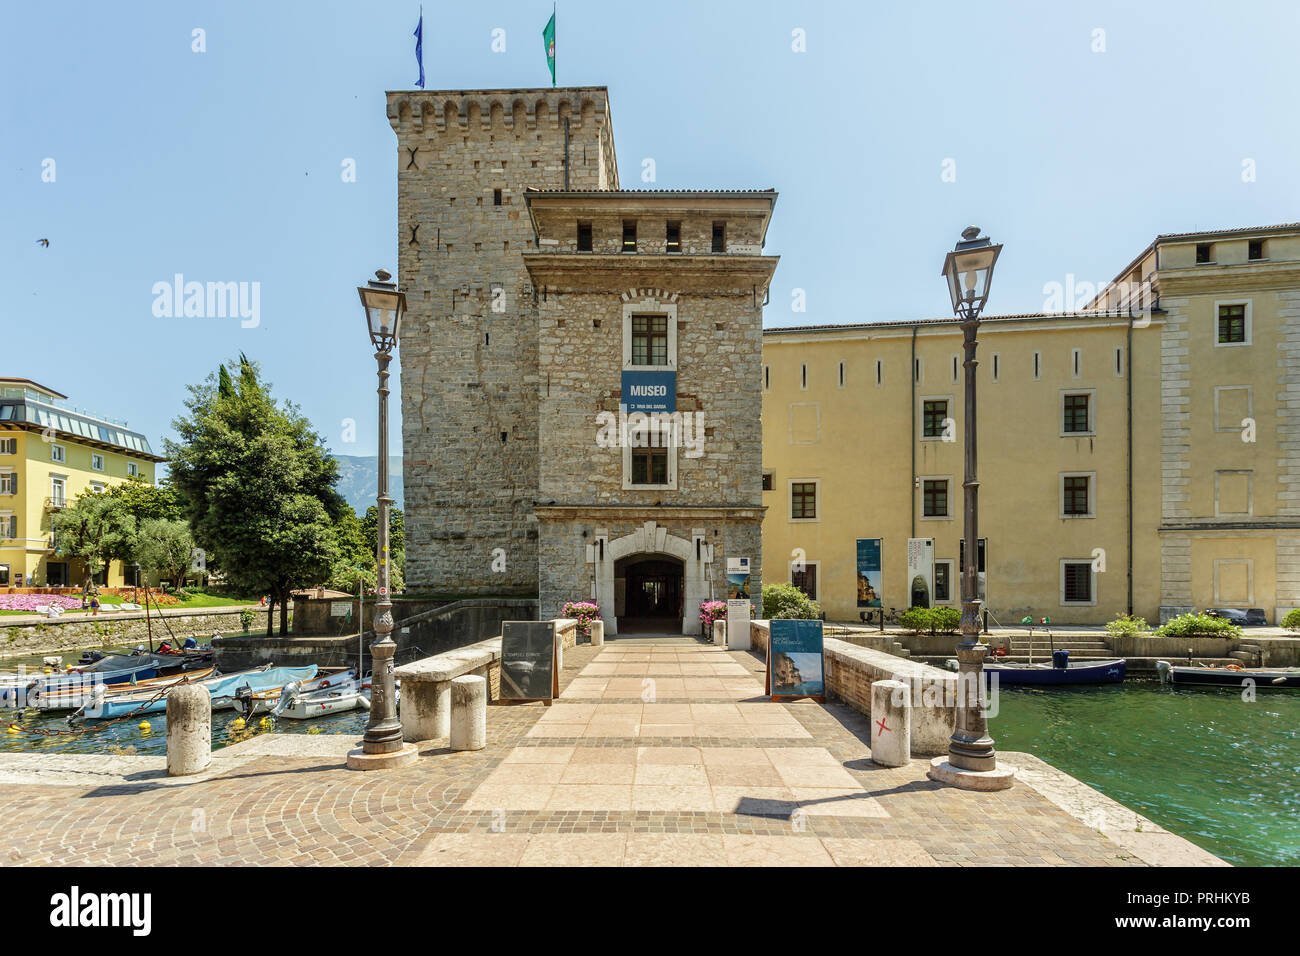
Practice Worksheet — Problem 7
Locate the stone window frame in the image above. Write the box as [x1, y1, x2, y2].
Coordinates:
[0, 468, 15, 496]
[990, 352, 1000, 383]
[788, 478, 820, 523]
[1213, 469, 1254, 517]
[0, 437, 16, 455]
[1213, 298, 1252, 348]
[788, 558, 820, 601]
[622, 300, 677, 369]
[1060, 388, 1096, 437]
[1059, 471, 1096, 519]
[787, 402, 821, 445]
[1213, 385, 1254, 433]
[919, 394, 953, 442]
[918, 475, 953, 521]
[0, 511, 16, 541]
[50, 443, 65, 464]
[1213, 558, 1254, 606]
[91, 453, 105, 472]
[49, 473, 67, 507]
[1071, 348, 1083, 379]
[1059, 559, 1097, 606]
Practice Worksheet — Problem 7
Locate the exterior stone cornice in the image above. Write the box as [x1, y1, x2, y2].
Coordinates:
[523, 253, 779, 292]
[534, 504, 765, 521]
[1153, 264, 1300, 296]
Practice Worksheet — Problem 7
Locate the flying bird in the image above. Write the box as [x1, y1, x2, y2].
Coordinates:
[36, 239, 49, 247]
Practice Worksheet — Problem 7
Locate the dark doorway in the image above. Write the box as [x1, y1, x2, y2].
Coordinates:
[615, 554, 684, 634]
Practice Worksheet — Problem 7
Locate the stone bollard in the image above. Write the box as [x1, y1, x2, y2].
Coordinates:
[450, 674, 487, 751]
[870, 679, 912, 767]
[590, 620, 604, 647]
[713, 620, 727, 646]
[402, 681, 451, 742]
[166, 684, 212, 776]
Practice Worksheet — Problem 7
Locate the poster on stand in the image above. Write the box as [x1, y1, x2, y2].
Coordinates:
[766, 619, 825, 701]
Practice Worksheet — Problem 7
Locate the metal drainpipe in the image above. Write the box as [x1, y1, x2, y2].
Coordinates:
[910, 325, 918, 539]
[1126, 314, 1134, 616]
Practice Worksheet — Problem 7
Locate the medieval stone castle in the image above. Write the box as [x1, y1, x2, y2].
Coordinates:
[387, 87, 775, 634]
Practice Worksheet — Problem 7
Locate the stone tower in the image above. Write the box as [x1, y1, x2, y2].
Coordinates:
[386, 88, 619, 594]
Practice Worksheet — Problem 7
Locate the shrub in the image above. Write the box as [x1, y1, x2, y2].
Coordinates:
[698, 600, 727, 630]
[1105, 614, 1149, 637]
[239, 607, 256, 632]
[1283, 609, 1300, 631]
[930, 606, 961, 634]
[562, 601, 601, 637]
[761, 583, 821, 620]
[1154, 612, 1241, 639]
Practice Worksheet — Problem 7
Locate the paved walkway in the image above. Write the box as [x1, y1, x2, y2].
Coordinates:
[0, 640, 1223, 867]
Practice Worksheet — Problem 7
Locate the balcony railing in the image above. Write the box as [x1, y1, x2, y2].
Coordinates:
[44, 496, 67, 510]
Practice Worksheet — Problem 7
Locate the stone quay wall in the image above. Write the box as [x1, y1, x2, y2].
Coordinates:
[0, 606, 252, 660]
[750, 619, 958, 755]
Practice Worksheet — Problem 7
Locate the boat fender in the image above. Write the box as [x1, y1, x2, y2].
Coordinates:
[138, 721, 151, 733]
[358, 695, 371, 711]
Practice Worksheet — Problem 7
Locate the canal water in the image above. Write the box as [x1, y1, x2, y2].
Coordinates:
[992, 681, 1300, 867]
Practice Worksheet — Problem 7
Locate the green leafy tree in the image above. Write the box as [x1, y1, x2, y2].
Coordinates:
[50, 492, 136, 595]
[135, 518, 195, 589]
[165, 355, 345, 635]
[106, 474, 185, 524]
[362, 504, 404, 590]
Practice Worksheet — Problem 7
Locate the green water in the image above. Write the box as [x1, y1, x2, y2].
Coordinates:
[991, 681, 1300, 867]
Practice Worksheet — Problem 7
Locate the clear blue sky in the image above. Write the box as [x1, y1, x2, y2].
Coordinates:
[4, 0, 1297, 460]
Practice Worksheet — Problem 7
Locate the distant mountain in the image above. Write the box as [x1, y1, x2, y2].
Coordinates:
[332, 455, 404, 514]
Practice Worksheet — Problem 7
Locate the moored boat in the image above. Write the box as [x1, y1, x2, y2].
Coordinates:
[83, 665, 318, 720]
[973, 657, 1127, 686]
[1156, 660, 1300, 689]
[271, 680, 371, 720]
[211, 667, 344, 715]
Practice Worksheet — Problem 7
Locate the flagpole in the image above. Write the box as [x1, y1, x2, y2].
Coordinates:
[553, 2, 557, 88]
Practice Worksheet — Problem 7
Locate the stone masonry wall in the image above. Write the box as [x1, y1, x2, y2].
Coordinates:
[387, 89, 617, 595]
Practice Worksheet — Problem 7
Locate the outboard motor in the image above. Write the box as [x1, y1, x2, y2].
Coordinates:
[1052, 649, 1070, 670]
[271, 681, 301, 718]
[234, 684, 255, 721]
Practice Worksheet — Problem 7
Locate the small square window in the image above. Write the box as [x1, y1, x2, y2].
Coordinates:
[0, 438, 15, 455]
[577, 222, 592, 252]
[711, 222, 725, 253]
[665, 221, 681, 253]
[1063, 476, 1091, 516]
[934, 562, 952, 603]
[761, 472, 773, 492]
[631, 448, 668, 485]
[50, 444, 65, 463]
[91, 454, 104, 471]
[1196, 242, 1213, 264]
[127, 462, 139, 477]
[922, 479, 949, 518]
[791, 482, 817, 520]
[1248, 239, 1264, 261]
[1218, 304, 1247, 344]
[493, 188, 502, 206]
[922, 400, 948, 438]
[622, 220, 637, 253]
[791, 564, 818, 601]
[1063, 394, 1091, 433]
[1063, 562, 1093, 603]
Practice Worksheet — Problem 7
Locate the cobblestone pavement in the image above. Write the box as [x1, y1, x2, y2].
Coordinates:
[0, 639, 1221, 866]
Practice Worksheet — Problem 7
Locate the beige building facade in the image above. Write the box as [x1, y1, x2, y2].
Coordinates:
[761, 223, 1300, 625]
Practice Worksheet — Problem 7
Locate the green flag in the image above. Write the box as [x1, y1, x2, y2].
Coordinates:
[542, 11, 556, 87]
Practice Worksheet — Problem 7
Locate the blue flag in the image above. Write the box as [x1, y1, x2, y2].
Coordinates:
[414, 10, 425, 89]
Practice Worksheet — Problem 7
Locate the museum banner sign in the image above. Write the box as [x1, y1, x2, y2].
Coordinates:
[621, 369, 676, 414]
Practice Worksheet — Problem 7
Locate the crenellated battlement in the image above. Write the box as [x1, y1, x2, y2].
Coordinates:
[387, 86, 613, 137]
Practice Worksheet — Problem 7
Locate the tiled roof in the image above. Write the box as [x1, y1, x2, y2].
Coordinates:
[525, 188, 776, 197]
[762, 312, 1134, 334]
[1156, 221, 1300, 241]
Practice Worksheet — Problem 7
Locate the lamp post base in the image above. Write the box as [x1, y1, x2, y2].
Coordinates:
[927, 756, 1015, 792]
[346, 742, 419, 772]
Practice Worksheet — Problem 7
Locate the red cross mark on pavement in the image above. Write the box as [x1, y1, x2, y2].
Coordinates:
[875, 716, 890, 735]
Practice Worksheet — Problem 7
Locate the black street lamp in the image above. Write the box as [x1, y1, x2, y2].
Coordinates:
[347, 269, 418, 771]
[932, 226, 1013, 790]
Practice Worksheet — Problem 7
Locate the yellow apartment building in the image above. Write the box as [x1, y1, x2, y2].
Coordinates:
[0, 378, 164, 589]
[760, 223, 1300, 625]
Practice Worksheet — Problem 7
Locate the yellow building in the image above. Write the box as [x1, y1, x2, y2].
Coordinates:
[761, 223, 1300, 625]
[0, 378, 164, 589]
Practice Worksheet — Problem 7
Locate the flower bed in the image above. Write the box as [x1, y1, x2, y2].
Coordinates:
[0, 594, 83, 612]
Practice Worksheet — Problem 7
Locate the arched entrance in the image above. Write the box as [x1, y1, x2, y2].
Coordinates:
[593, 521, 711, 636]
[616, 554, 684, 634]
